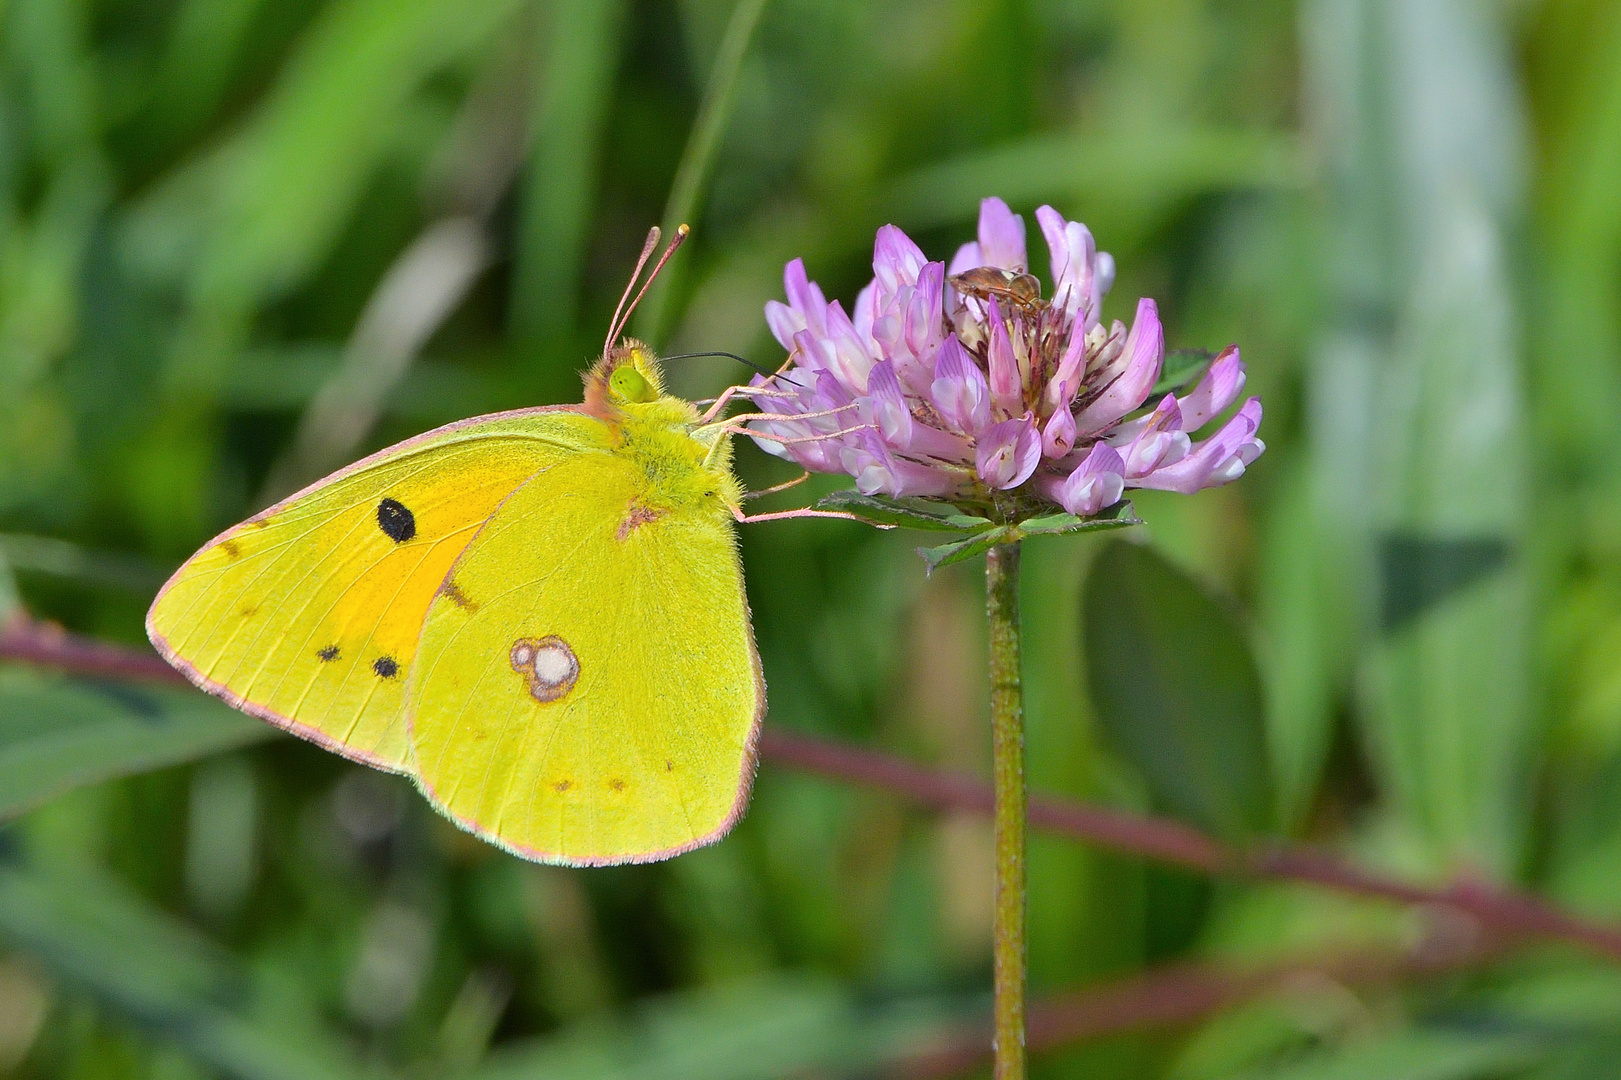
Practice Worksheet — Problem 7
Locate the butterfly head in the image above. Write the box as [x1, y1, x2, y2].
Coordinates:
[605, 340, 663, 403]
[582, 224, 690, 421]
[583, 338, 677, 419]
[609, 364, 657, 404]
[582, 339, 744, 515]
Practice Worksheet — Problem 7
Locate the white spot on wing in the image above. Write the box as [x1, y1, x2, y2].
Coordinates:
[532, 644, 573, 686]
[510, 635, 580, 704]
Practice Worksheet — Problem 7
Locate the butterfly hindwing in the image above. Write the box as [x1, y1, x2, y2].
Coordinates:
[146, 408, 606, 772]
[406, 450, 763, 865]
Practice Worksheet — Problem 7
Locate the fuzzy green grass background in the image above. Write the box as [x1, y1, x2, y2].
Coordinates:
[4, 0, 1621, 1077]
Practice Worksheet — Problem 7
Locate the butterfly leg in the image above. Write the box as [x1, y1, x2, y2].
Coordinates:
[696, 384, 799, 425]
[698, 395, 851, 432]
[729, 415, 868, 441]
[731, 505, 893, 527]
[697, 384, 751, 426]
[699, 416, 871, 469]
[742, 471, 811, 500]
[715, 404, 859, 427]
[693, 387, 794, 408]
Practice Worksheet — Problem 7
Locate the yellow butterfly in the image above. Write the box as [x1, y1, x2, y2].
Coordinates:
[147, 227, 852, 866]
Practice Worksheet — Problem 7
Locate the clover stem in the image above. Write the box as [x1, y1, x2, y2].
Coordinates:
[986, 540, 1026, 1079]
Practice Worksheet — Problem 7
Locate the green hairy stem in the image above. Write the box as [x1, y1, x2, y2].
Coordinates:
[986, 541, 1026, 1078]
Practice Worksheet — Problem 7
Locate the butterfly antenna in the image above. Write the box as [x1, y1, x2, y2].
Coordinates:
[662, 350, 778, 381]
[605, 226, 663, 356]
[662, 349, 810, 393]
[611, 224, 689, 349]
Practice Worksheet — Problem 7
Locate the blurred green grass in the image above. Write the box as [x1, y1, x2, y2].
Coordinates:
[5, 0, 1621, 1077]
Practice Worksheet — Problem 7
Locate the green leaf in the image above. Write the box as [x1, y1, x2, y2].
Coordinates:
[1532, 0, 1621, 464]
[0, 861, 371, 1080]
[1151, 348, 1216, 397]
[1227, 1028, 1542, 1080]
[472, 974, 958, 1080]
[0, 668, 275, 821]
[1083, 541, 1271, 840]
[0, 548, 19, 624]
[1255, 464, 1357, 832]
[1014, 501, 1141, 538]
[884, 128, 1307, 231]
[1379, 534, 1511, 633]
[816, 490, 995, 532]
[0, 532, 168, 593]
[221, 346, 500, 422]
[918, 528, 1012, 574]
[1530, 1033, 1621, 1080]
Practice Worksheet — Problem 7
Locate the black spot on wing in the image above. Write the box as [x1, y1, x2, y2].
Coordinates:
[317, 645, 340, 662]
[373, 656, 399, 679]
[376, 498, 416, 543]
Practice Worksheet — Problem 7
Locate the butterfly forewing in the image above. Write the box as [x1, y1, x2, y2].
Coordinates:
[146, 409, 604, 772]
[405, 451, 762, 866]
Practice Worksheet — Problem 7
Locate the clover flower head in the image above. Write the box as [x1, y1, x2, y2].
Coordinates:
[749, 198, 1263, 519]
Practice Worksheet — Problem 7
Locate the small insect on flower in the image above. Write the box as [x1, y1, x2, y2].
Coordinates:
[747, 197, 1264, 523]
[950, 266, 1044, 314]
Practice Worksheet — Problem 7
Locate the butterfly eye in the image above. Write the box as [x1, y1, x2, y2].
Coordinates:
[609, 366, 657, 403]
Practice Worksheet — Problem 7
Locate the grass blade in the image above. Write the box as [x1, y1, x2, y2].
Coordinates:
[473, 975, 953, 1080]
[634, 0, 772, 342]
[135, 0, 522, 390]
[1327, 0, 1529, 874]
[0, 860, 372, 1080]
[0, 668, 273, 821]
[883, 128, 1306, 232]
[510, 0, 627, 340]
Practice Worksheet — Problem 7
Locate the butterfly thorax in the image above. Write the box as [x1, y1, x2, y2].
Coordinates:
[612, 401, 741, 518]
[585, 341, 742, 520]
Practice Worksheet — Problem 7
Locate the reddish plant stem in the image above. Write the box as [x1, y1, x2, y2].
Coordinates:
[7, 619, 1621, 961]
[0, 619, 187, 684]
[755, 727, 1229, 871]
[758, 727, 1621, 958]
